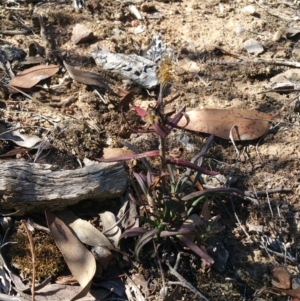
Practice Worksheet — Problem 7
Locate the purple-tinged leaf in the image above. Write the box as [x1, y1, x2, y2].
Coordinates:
[120, 227, 148, 240]
[95, 150, 160, 162]
[182, 187, 244, 201]
[152, 123, 168, 138]
[146, 171, 154, 188]
[177, 235, 214, 265]
[165, 107, 185, 133]
[191, 135, 214, 166]
[160, 228, 196, 237]
[135, 228, 159, 259]
[134, 105, 148, 118]
[166, 158, 219, 176]
[133, 172, 148, 196]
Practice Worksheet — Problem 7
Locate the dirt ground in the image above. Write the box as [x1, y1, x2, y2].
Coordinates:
[0, 0, 300, 300]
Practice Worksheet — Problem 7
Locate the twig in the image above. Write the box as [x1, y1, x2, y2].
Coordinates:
[0, 29, 31, 35]
[208, 57, 300, 68]
[229, 124, 240, 158]
[255, 0, 300, 21]
[21, 220, 35, 301]
[230, 198, 252, 241]
[243, 186, 292, 197]
[153, 241, 167, 300]
[165, 253, 209, 301]
[266, 192, 274, 219]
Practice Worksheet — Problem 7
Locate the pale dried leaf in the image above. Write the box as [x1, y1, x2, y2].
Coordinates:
[117, 197, 139, 230]
[55, 210, 113, 248]
[9, 65, 59, 89]
[91, 245, 114, 269]
[45, 211, 96, 301]
[176, 108, 272, 140]
[31, 283, 108, 301]
[0, 124, 50, 149]
[103, 148, 135, 159]
[100, 211, 121, 248]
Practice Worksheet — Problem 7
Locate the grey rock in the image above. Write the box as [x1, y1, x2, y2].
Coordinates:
[91, 49, 158, 89]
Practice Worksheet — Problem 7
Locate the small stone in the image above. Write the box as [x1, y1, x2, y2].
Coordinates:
[131, 20, 139, 27]
[242, 5, 255, 15]
[107, 103, 115, 110]
[243, 38, 264, 55]
[72, 24, 94, 45]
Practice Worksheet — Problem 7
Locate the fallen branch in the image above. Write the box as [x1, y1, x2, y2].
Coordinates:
[0, 161, 127, 212]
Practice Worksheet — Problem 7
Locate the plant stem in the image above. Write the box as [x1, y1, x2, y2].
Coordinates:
[159, 84, 167, 174]
[21, 220, 35, 301]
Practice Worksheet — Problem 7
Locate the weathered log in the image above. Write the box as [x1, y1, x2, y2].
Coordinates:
[0, 161, 127, 212]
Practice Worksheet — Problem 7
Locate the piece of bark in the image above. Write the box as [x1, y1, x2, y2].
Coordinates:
[0, 161, 127, 212]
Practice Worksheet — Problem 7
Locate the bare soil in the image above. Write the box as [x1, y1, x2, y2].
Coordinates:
[0, 0, 299, 300]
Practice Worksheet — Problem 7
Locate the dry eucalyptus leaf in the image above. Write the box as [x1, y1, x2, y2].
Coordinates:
[55, 210, 113, 248]
[103, 148, 135, 159]
[9, 65, 59, 89]
[30, 283, 109, 301]
[99, 211, 121, 248]
[176, 108, 273, 140]
[91, 245, 114, 269]
[117, 197, 139, 230]
[45, 211, 96, 301]
[243, 38, 264, 55]
[0, 123, 50, 149]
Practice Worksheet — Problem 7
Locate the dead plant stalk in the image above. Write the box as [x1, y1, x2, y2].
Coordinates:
[21, 220, 36, 301]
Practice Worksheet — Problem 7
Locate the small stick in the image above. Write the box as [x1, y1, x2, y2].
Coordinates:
[254, 0, 300, 21]
[266, 191, 274, 219]
[165, 253, 209, 301]
[229, 124, 240, 158]
[21, 220, 36, 301]
[153, 241, 167, 300]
